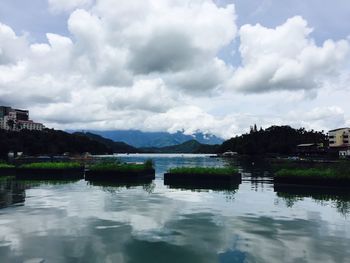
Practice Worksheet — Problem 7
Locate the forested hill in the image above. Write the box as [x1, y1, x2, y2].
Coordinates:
[219, 126, 327, 155]
[74, 132, 139, 153]
[0, 129, 218, 159]
[0, 125, 329, 159]
[141, 140, 220, 154]
[0, 129, 113, 159]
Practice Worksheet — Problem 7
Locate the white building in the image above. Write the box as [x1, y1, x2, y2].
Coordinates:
[0, 118, 5, 129]
[328, 128, 350, 147]
[0, 106, 44, 131]
[328, 128, 350, 158]
[17, 120, 44, 131]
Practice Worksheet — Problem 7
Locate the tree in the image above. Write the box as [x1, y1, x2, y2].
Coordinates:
[16, 123, 22, 131]
[219, 125, 327, 155]
[6, 119, 15, 131]
[0, 129, 113, 159]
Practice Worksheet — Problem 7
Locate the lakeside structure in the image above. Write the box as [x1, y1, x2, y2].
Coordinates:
[0, 106, 44, 131]
[328, 128, 350, 158]
[293, 128, 350, 158]
[296, 143, 325, 155]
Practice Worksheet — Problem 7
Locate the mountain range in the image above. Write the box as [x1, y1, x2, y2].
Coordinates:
[76, 132, 219, 154]
[140, 140, 220, 154]
[69, 130, 224, 148]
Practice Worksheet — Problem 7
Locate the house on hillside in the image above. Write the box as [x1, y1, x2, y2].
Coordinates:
[328, 128, 350, 158]
[0, 106, 44, 131]
[296, 143, 325, 155]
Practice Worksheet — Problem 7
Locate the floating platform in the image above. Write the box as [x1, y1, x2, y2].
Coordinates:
[85, 168, 155, 183]
[274, 176, 350, 188]
[164, 172, 242, 190]
[274, 184, 350, 196]
[88, 180, 154, 189]
[16, 168, 84, 180]
[0, 168, 16, 177]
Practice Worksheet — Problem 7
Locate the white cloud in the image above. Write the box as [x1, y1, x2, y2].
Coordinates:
[230, 16, 350, 93]
[48, 0, 93, 13]
[0, 1, 237, 132]
[144, 106, 283, 139]
[0, 1, 350, 138]
[0, 23, 28, 65]
[106, 78, 179, 113]
[287, 106, 346, 131]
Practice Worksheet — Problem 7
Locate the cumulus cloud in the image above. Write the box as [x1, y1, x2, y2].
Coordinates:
[106, 79, 178, 113]
[0, 0, 237, 131]
[142, 104, 299, 139]
[48, 0, 94, 13]
[287, 106, 346, 131]
[0, 23, 28, 65]
[0, 1, 350, 138]
[230, 16, 350, 93]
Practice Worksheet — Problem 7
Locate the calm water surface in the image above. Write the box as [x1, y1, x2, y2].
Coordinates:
[0, 154, 349, 263]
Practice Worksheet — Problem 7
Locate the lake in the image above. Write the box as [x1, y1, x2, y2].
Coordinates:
[0, 154, 349, 263]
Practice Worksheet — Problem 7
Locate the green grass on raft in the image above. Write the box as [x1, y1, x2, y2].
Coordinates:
[0, 163, 15, 169]
[275, 168, 350, 179]
[168, 167, 238, 175]
[19, 162, 81, 169]
[89, 160, 154, 172]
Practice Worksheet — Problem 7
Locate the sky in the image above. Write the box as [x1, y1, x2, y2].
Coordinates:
[0, 0, 349, 139]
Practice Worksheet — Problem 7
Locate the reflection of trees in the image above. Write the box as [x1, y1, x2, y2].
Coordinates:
[89, 181, 156, 194]
[314, 196, 350, 216]
[165, 182, 240, 193]
[335, 201, 350, 216]
[275, 185, 350, 217]
[276, 193, 304, 207]
[0, 178, 26, 208]
[222, 156, 273, 178]
[143, 182, 156, 194]
[223, 189, 238, 201]
[0, 179, 83, 208]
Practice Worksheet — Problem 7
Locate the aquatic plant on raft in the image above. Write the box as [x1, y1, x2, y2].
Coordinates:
[88, 160, 154, 172]
[167, 167, 239, 175]
[275, 168, 350, 179]
[18, 162, 81, 169]
[0, 163, 15, 169]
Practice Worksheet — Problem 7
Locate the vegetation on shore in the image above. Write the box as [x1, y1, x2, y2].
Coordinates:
[89, 159, 154, 172]
[0, 125, 332, 158]
[19, 162, 81, 169]
[0, 129, 113, 159]
[74, 132, 139, 153]
[220, 125, 326, 155]
[167, 167, 238, 175]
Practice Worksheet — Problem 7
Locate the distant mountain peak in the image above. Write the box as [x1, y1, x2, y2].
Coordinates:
[68, 129, 224, 148]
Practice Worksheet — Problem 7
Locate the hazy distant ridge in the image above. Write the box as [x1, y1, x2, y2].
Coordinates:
[69, 130, 224, 148]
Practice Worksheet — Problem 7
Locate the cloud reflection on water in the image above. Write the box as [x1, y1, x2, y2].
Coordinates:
[0, 154, 349, 263]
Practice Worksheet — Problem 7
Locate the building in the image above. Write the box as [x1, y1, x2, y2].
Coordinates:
[328, 128, 350, 158]
[0, 106, 44, 131]
[16, 120, 44, 131]
[14, 109, 29, 121]
[0, 106, 11, 119]
[296, 143, 324, 155]
[0, 119, 5, 130]
[328, 128, 350, 147]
